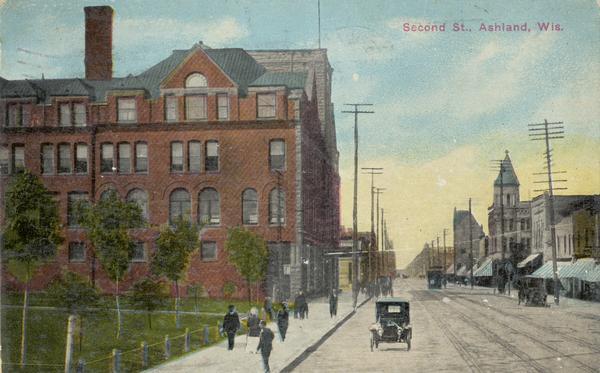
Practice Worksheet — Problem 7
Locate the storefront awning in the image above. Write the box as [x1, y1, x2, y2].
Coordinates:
[558, 258, 596, 280]
[473, 258, 493, 277]
[530, 261, 571, 279]
[456, 265, 470, 277]
[517, 253, 542, 268]
[583, 263, 600, 282]
[446, 264, 454, 274]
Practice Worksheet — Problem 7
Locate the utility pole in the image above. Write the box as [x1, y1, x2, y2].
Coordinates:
[342, 103, 373, 308]
[436, 236, 440, 268]
[443, 228, 447, 288]
[469, 198, 474, 289]
[374, 187, 385, 279]
[453, 207, 457, 284]
[381, 208, 385, 276]
[529, 119, 566, 306]
[362, 167, 383, 285]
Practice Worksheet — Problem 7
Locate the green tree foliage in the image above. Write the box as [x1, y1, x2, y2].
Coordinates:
[151, 217, 199, 328]
[2, 171, 63, 367]
[222, 281, 237, 298]
[130, 278, 168, 329]
[225, 227, 268, 305]
[76, 189, 144, 338]
[47, 272, 100, 351]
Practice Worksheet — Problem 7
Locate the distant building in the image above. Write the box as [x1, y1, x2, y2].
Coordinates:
[531, 194, 599, 261]
[487, 151, 531, 264]
[453, 208, 485, 270]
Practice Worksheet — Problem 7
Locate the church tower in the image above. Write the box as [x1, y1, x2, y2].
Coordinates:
[494, 150, 520, 208]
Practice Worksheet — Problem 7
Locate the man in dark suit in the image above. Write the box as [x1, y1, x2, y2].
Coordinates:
[257, 320, 274, 373]
[222, 304, 240, 350]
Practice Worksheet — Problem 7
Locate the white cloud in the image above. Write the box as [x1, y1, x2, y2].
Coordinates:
[114, 16, 249, 49]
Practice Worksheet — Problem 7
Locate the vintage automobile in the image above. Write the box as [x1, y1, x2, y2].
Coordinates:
[369, 298, 412, 351]
[427, 267, 443, 289]
[518, 276, 548, 306]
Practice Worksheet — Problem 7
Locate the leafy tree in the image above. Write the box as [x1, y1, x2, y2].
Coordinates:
[222, 281, 237, 298]
[2, 171, 63, 366]
[151, 217, 199, 328]
[76, 189, 144, 338]
[47, 272, 100, 351]
[225, 227, 268, 305]
[130, 278, 168, 329]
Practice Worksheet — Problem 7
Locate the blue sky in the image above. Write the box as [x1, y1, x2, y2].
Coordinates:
[1, 0, 599, 266]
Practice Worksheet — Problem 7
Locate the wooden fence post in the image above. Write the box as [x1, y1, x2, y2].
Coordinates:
[184, 328, 190, 352]
[141, 341, 148, 369]
[111, 349, 120, 373]
[216, 321, 222, 340]
[64, 315, 76, 373]
[164, 335, 171, 360]
[203, 325, 210, 345]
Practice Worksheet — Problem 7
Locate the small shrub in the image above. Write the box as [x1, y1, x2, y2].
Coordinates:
[222, 282, 237, 298]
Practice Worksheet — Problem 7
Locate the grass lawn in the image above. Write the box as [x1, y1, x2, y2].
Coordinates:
[1, 293, 263, 372]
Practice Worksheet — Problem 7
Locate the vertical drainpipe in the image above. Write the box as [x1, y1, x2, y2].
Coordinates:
[89, 117, 97, 286]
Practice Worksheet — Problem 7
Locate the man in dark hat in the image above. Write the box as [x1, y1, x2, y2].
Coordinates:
[222, 304, 240, 350]
[257, 320, 274, 373]
[277, 302, 289, 341]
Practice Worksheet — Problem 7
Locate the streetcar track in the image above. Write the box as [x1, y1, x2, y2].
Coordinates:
[436, 292, 599, 373]
[455, 295, 600, 353]
[410, 290, 485, 373]
[412, 290, 548, 373]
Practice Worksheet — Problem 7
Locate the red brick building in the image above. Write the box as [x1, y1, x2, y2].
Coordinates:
[0, 6, 340, 300]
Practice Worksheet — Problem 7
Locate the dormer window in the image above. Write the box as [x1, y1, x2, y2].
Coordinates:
[257, 93, 276, 119]
[7, 103, 31, 127]
[185, 95, 207, 120]
[117, 98, 137, 123]
[185, 73, 208, 88]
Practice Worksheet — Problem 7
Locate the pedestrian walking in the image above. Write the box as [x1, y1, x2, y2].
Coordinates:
[277, 302, 289, 341]
[263, 296, 273, 321]
[257, 320, 274, 373]
[222, 305, 240, 350]
[329, 290, 338, 318]
[295, 291, 307, 320]
[246, 307, 261, 353]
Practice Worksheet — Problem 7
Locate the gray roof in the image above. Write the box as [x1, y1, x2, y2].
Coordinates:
[250, 71, 307, 89]
[0, 45, 308, 102]
[494, 153, 520, 186]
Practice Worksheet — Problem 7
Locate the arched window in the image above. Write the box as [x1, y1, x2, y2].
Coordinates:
[99, 188, 117, 201]
[269, 188, 285, 225]
[242, 189, 258, 225]
[127, 189, 149, 221]
[169, 188, 190, 224]
[185, 73, 208, 88]
[199, 188, 220, 225]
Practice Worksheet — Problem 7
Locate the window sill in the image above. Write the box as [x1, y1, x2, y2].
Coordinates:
[57, 172, 73, 176]
[131, 259, 147, 263]
[205, 170, 220, 174]
[201, 258, 218, 262]
[117, 121, 138, 124]
[243, 223, 259, 226]
[68, 259, 86, 263]
[134, 171, 149, 175]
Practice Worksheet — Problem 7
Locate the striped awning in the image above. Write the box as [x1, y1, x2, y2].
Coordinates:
[473, 258, 493, 277]
[446, 264, 454, 274]
[583, 263, 600, 282]
[517, 253, 542, 269]
[530, 261, 571, 279]
[558, 258, 596, 280]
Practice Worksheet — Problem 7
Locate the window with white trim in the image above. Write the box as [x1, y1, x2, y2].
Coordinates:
[200, 241, 217, 261]
[75, 144, 88, 174]
[169, 188, 190, 224]
[132, 241, 146, 262]
[12, 145, 25, 173]
[68, 242, 86, 262]
[188, 141, 201, 173]
[118, 143, 131, 174]
[199, 188, 220, 225]
[60, 104, 71, 126]
[0, 146, 9, 175]
[127, 189, 149, 221]
[41, 144, 54, 175]
[74, 103, 86, 126]
[165, 95, 178, 122]
[269, 188, 285, 225]
[185, 95, 207, 120]
[171, 142, 184, 172]
[117, 98, 137, 122]
[185, 73, 208, 88]
[135, 142, 148, 173]
[257, 93, 276, 118]
[58, 143, 72, 174]
[242, 188, 258, 225]
[101, 143, 114, 173]
[269, 140, 285, 171]
[217, 94, 228, 120]
[205, 141, 219, 172]
[67, 192, 88, 227]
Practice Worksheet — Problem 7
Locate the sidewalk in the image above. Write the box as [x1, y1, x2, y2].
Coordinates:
[145, 291, 369, 373]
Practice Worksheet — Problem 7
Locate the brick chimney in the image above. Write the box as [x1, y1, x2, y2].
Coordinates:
[84, 6, 113, 80]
